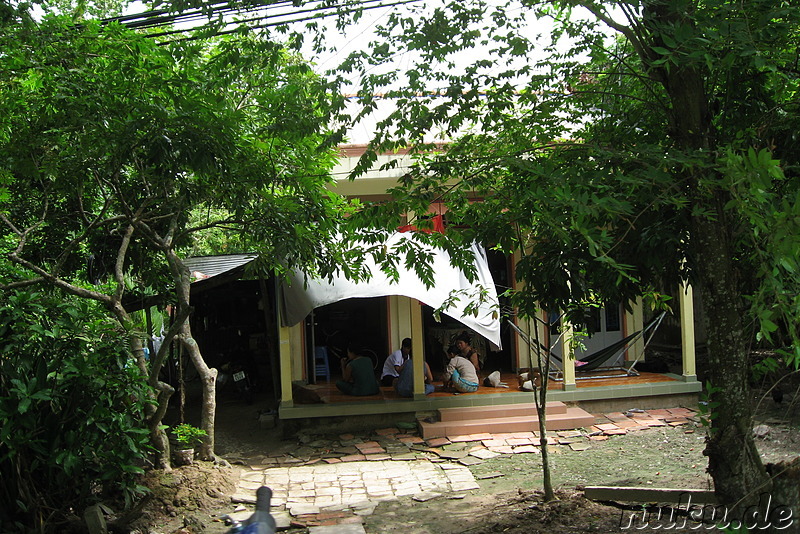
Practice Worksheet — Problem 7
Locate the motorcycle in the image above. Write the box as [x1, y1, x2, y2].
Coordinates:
[217, 360, 254, 404]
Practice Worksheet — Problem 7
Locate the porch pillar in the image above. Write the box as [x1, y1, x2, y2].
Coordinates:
[511, 250, 530, 371]
[516, 317, 533, 370]
[410, 300, 425, 399]
[520, 312, 549, 369]
[278, 323, 294, 407]
[679, 282, 697, 381]
[624, 297, 645, 362]
[537, 310, 549, 356]
[388, 295, 413, 355]
[560, 317, 576, 390]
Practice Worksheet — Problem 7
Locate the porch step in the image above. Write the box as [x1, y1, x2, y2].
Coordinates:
[419, 402, 595, 439]
[438, 401, 567, 422]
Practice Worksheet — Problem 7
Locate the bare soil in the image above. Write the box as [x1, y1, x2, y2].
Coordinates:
[135, 385, 800, 534]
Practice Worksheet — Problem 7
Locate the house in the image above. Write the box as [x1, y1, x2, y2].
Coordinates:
[185, 143, 701, 434]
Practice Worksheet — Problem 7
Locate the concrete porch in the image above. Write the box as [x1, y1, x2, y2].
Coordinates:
[278, 371, 701, 421]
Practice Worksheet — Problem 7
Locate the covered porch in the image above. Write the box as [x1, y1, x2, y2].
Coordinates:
[276, 251, 701, 417]
[279, 365, 701, 420]
[180, 249, 702, 424]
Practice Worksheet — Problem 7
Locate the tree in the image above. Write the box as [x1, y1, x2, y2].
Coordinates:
[0, 14, 351, 468]
[331, 0, 800, 511]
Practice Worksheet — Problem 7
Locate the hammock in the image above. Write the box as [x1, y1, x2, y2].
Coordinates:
[509, 311, 666, 381]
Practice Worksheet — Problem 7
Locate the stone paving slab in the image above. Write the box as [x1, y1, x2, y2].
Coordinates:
[470, 449, 500, 460]
[231, 406, 698, 527]
[307, 524, 367, 534]
[237, 460, 478, 512]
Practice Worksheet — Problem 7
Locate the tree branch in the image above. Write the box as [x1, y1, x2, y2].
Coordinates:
[112, 224, 136, 304]
[6, 251, 113, 305]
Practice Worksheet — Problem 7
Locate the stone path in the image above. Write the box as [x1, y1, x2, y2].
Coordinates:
[238, 460, 478, 511]
[226, 407, 697, 530]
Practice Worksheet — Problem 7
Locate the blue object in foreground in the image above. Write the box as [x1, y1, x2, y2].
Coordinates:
[231, 486, 276, 534]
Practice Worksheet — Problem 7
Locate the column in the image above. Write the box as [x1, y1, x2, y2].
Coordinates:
[679, 282, 697, 381]
[624, 297, 645, 362]
[560, 317, 576, 390]
[278, 324, 294, 407]
[410, 300, 425, 399]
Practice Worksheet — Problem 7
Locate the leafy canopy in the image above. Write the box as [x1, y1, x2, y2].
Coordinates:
[0, 15, 356, 296]
[328, 0, 800, 346]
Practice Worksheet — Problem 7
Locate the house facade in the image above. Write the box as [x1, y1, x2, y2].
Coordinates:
[271, 144, 702, 421]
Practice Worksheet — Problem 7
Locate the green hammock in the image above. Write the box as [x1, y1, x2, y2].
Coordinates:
[509, 311, 666, 379]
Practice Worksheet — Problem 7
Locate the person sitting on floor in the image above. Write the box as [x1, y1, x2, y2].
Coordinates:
[394, 357, 435, 397]
[455, 331, 482, 376]
[380, 337, 412, 387]
[336, 342, 380, 396]
[443, 344, 480, 394]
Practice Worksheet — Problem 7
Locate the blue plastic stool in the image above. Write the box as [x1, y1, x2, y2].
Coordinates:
[314, 346, 330, 381]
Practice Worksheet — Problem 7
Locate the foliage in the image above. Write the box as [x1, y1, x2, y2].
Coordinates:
[329, 0, 800, 339]
[182, 208, 250, 257]
[0, 10, 358, 467]
[0, 290, 153, 533]
[697, 381, 722, 435]
[170, 423, 207, 449]
[321, 0, 800, 506]
[0, 18, 350, 286]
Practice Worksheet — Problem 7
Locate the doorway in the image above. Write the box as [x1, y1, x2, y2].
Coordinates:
[307, 297, 388, 383]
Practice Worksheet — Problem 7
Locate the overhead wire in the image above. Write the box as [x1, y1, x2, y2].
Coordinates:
[97, 0, 420, 43]
[152, 0, 417, 42]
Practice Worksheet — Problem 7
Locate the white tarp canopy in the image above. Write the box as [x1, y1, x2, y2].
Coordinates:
[279, 233, 502, 348]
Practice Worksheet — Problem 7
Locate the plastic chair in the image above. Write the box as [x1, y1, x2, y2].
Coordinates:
[314, 346, 330, 381]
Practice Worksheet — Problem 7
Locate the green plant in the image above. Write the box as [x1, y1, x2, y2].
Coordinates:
[698, 381, 723, 436]
[170, 423, 207, 449]
[0, 290, 153, 532]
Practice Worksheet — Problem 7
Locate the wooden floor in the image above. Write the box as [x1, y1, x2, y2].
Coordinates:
[305, 370, 679, 405]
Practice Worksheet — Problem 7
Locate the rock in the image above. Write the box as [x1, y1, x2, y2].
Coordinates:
[353, 504, 377, 516]
[83, 504, 107, 534]
[753, 424, 771, 438]
[288, 503, 320, 516]
[181, 515, 206, 533]
[569, 443, 590, 451]
[259, 412, 277, 429]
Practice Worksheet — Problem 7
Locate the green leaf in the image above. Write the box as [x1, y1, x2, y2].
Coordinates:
[18, 398, 30, 414]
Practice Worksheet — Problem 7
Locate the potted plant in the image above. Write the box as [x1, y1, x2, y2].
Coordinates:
[170, 423, 207, 465]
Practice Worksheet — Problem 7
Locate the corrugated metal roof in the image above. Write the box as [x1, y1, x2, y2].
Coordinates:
[184, 254, 257, 280]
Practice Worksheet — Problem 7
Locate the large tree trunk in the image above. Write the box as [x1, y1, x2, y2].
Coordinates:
[179, 320, 218, 460]
[693, 211, 770, 508]
[646, 7, 772, 505]
[149, 381, 175, 470]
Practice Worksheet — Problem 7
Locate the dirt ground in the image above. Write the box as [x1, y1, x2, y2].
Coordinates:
[133, 384, 800, 534]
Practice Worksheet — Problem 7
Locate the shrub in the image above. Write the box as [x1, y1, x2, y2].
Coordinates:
[0, 290, 154, 533]
[170, 423, 207, 449]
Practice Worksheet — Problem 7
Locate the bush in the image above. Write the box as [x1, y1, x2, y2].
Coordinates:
[0, 290, 154, 533]
[170, 423, 208, 449]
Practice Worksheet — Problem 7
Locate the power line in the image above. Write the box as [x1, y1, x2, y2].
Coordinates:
[99, 0, 419, 43]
